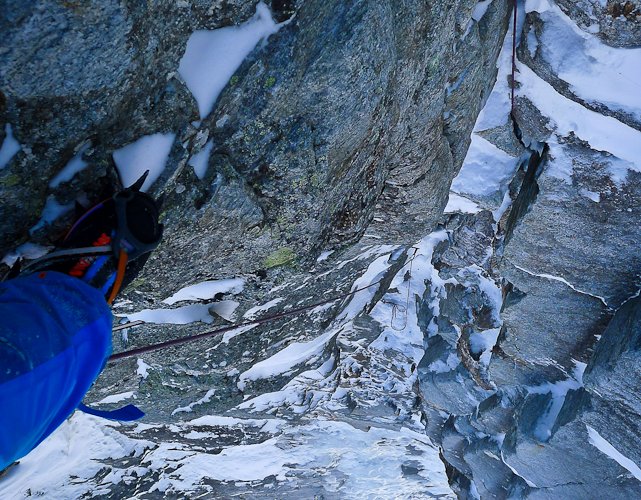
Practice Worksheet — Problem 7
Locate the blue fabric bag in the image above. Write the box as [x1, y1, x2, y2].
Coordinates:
[0, 271, 113, 469]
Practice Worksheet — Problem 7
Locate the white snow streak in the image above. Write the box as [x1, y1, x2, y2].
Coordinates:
[49, 142, 90, 187]
[587, 425, 641, 482]
[513, 263, 608, 307]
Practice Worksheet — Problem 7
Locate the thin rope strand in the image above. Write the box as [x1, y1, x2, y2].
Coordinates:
[109, 251, 421, 362]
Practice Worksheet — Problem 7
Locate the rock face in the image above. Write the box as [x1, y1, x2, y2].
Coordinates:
[1, 0, 508, 287]
[416, 0, 641, 498]
[0, 0, 257, 250]
[2, 0, 639, 498]
[0, 0, 512, 497]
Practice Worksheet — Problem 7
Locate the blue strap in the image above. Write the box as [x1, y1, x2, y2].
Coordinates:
[78, 403, 145, 422]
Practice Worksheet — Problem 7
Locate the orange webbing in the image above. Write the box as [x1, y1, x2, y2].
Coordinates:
[107, 249, 128, 305]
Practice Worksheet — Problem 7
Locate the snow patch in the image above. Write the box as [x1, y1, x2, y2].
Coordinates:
[209, 300, 240, 322]
[586, 425, 641, 482]
[243, 297, 284, 319]
[428, 353, 460, 374]
[97, 391, 136, 405]
[0, 124, 21, 169]
[163, 278, 245, 305]
[2, 242, 51, 267]
[29, 195, 74, 234]
[178, 3, 281, 119]
[451, 135, 520, 198]
[113, 133, 175, 192]
[49, 143, 90, 188]
[188, 139, 214, 180]
[316, 250, 334, 262]
[0, 413, 151, 498]
[527, 361, 586, 441]
[529, 0, 641, 121]
[221, 323, 259, 343]
[172, 389, 216, 415]
[137, 359, 151, 379]
[527, 28, 538, 58]
[118, 303, 215, 325]
[470, 328, 501, 367]
[516, 62, 641, 178]
[579, 188, 600, 202]
[473, 10, 516, 131]
[444, 193, 482, 214]
[238, 330, 336, 389]
[472, 0, 493, 22]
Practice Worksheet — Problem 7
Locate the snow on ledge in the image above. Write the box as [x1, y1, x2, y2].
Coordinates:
[163, 278, 245, 305]
[516, 62, 641, 170]
[117, 303, 215, 325]
[243, 297, 284, 320]
[444, 193, 481, 214]
[451, 134, 520, 198]
[528, 0, 641, 122]
[97, 391, 136, 405]
[237, 330, 336, 389]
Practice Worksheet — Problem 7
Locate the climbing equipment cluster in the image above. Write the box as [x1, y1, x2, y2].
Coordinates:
[6, 171, 163, 305]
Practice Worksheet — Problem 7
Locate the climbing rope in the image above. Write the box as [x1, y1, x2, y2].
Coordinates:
[107, 249, 129, 305]
[109, 250, 422, 362]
